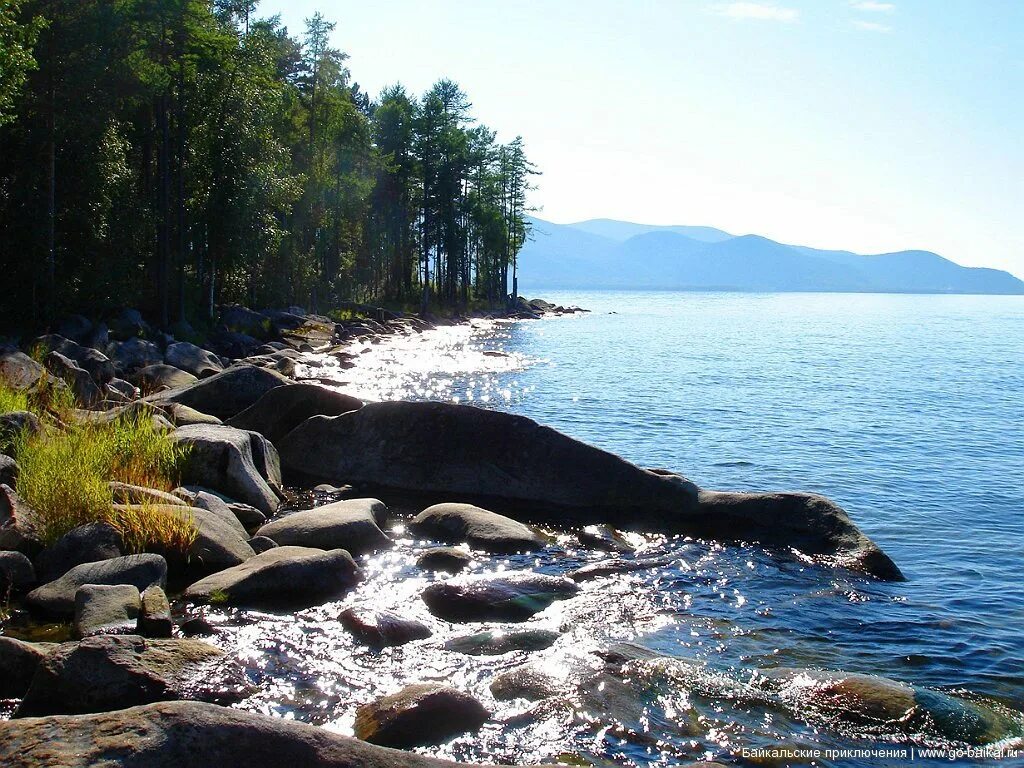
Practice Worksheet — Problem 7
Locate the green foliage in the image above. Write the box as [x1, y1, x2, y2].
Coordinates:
[0, 2, 536, 330]
[0, 384, 30, 415]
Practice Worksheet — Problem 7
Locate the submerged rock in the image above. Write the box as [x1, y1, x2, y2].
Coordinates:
[171, 424, 281, 515]
[184, 546, 360, 609]
[226, 382, 362, 444]
[409, 502, 544, 553]
[277, 401, 899, 579]
[26, 554, 167, 618]
[339, 607, 432, 647]
[0, 700, 525, 768]
[445, 628, 560, 656]
[568, 556, 675, 582]
[15, 635, 250, 717]
[416, 546, 472, 573]
[256, 498, 390, 556]
[422, 572, 580, 622]
[354, 683, 489, 748]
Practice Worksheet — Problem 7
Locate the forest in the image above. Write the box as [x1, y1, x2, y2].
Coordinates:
[0, 0, 537, 332]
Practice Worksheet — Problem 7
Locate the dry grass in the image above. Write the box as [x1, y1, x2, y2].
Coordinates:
[109, 503, 198, 555]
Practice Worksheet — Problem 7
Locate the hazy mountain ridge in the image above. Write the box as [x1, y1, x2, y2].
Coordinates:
[519, 217, 1024, 294]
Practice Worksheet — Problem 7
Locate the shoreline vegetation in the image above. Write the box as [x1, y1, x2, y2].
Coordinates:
[3, 301, 1024, 764]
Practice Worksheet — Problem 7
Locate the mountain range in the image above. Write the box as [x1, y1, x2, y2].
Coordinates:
[517, 217, 1024, 294]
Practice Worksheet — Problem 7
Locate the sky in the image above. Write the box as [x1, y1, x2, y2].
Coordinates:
[257, 0, 1024, 276]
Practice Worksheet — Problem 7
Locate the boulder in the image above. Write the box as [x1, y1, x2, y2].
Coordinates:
[164, 341, 224, 379]
[0, 452, 18, 486]
[0, 637, 57, 698]
[134, 364, 197, 393]
[421, 573, 581, 623]
[353, 683, 489, 748]
[219, 304, 269, 337]
[256, 498, 390, 557]
[15, 635, 250, 717]
[171, 424, 281, 515]
[138, 586, 173, 638]
[227, 501, 266, 530]
[0, 700, 531, 768]
[184, 546, 360, 609]
[33, 521, 125, 582]
[226, 383, 362, 444]
[171, 489, 248, 536]
[0, 348, 45, 390]
[107, 377, 139, 401]
[0, 411, 41, 451]
[108, 338, 163, 375]
[415, 547, 472, 573]
[109, 482, 187, 508]
[56, 314, 93, 344]
[339, 607, 432, 647]
[34, 335, 115, 385]
[208, 330, 261, 358]
[0, 549, 36, 593]
[162, 402, 222, 426]
[568, 556, 675, 583]
[279, 402, 899, 580]
[444, 629, 560, 656]
[151, 364, 290, 421]
[248, 535, 278, 554]
[26, 554, 167, 618]
[409, 503, 544, 554]
[0, 483, 44, 554]
[106, 308, 151, 341]
[44, 351, 103, 407]
[73, 584, 141, 638]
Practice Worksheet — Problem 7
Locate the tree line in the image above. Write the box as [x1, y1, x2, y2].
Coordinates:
[0, 0, 537, 332]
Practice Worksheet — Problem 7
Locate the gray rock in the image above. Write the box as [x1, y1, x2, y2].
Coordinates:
[409, 503, 544, 554]
[171, 424, 281, 515]
[415, 547, 471, 573]
[248, 535, 278, 554]
[108, 338, 163, 375]
[109, 482, 187, 507]
[0, 637, 57, 698]
[184, 546, 360, 609]
[15, 635, 250, 717]
[73, 584, 141, 638]
[44, 351, 103, 407]
[162, 402, 222, 426]
[107, 308, 151, 341]
[0, 349, 45, 390]
[56, 314, 93, 344]
[226, 382, 362, 444]
[354, 683, 489, 748]
[134, 364, 197, 393]
[227, 501, 265, 530]
[339, 607, 432, 647]
[164, 341, 224, 379]
[421, 572, 581, 623]
[219, 304, 268, 337]
[256, 498, 390, 556]
[150, 364, 290, 421]
[568, 556, 675, 582]
[172, 489, 249, 537]
[0, 550, 36, 593]
[0, 452, 18, 486]
[0, 700, 529, 768]
[138, 586, 173, 638]
[34, 335, 115, 385]
[576, 523, 636, 553]
[107, 377, 139, 401]
[0, 483, 44, 555]
[0, 411, 41, 451]
[279, 402, 899, 580]
[33, 521, 125, 583]
[444, 629, 560, 656]
[26, 554, 167, 618]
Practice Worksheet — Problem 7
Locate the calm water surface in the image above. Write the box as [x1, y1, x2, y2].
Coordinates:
[236, 292, 1024, 766]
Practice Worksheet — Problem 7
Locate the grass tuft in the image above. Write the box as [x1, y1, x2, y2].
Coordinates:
[109, 503, 198, 555]
[0, 385, 30, 415]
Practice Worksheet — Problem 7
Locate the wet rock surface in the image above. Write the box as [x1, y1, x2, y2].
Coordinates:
[421, 572, 581, 622]
[256, 498, 390, 556]
[26, 554, 167, 618]
[409, 503, 544, 554]
[354, 683, 489, 748]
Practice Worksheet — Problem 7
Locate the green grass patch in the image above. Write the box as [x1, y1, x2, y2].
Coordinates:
[110, 503, 198, 556]
[0, 385, 29, 415]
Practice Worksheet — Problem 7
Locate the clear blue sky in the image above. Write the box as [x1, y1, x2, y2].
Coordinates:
[257, 0, 1024, 276]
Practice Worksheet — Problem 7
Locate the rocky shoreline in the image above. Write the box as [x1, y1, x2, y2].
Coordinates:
[4, 299, 1021, 765]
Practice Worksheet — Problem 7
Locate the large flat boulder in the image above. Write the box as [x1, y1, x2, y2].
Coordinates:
[26, 554, 167, 618]
[15, 635, 250, 717]
[256, 498, 390, 556]
[0, 700, 531, 767]
[171, 424, 281, 515]
[278, 402, 899, 579]
[183, 546, 360, 609]
[409, 503, 543, 554]
[150, 364, 290, 421]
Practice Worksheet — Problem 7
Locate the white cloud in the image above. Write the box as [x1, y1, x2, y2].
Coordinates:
[853, 19, 893, 32]
[715, 3, 800, 22]
[851, 1, 896, 12]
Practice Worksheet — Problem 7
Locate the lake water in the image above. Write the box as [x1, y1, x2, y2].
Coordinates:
[242, 291, 1024, 766]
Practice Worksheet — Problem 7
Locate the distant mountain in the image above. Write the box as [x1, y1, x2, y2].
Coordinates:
[519, 217, 1024, 294]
